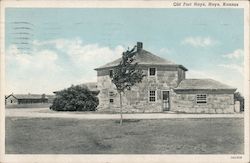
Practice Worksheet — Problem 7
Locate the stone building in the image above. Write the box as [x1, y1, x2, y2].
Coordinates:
[94, 42, 236, 113]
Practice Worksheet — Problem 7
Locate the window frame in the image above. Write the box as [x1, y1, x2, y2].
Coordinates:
[196, 94, 207, 104]
[149, 90, 157, 102]
[109, 91, 114, 97]
[109, 99, 114, 103]
[148, 67, 157, 77]
[109, 69, 113, 78]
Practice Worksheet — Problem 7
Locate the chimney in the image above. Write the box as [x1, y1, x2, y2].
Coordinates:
[137, 42, 143, 52]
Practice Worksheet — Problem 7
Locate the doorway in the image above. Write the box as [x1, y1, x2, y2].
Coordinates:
[162, 91, 170, 111]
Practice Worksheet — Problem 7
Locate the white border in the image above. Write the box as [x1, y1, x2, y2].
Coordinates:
[0, 0, 249, 8]
[0, 1, 249, 163]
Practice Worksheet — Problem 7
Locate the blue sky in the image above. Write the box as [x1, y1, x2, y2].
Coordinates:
[5, 8, 244, 94]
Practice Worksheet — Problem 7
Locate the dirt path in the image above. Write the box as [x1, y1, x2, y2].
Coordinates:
[5, 108, 244, 119]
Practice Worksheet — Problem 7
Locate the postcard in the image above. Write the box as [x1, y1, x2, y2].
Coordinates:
[0, 1, 249, 163]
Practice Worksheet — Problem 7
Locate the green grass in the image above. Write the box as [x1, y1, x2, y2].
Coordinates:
[6, 103, 52, 108]
[5, 117, 244, 154]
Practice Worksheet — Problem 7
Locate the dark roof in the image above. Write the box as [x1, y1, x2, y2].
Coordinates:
[95, 49, 187, 71]
[6, 94, 49, 100]
[175, 79, 237, 91]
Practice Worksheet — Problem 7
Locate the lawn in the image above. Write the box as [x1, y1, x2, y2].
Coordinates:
[6, 103, 52, 108]
[5, 117, 244, 154]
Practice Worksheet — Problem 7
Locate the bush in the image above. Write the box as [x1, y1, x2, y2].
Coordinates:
[234, 92, 244, 112]
[50, 85, 99, 111]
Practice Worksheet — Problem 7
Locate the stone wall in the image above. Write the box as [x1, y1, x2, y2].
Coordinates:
[96, 65, 235, 114]
[177, 68, 186, 84]
[96, 65, 183, 113]
[234, 101, 240, 112]
[171, 91, 235, 113]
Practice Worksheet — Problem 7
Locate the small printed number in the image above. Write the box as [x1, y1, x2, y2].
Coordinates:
[230, 156, 242, 159]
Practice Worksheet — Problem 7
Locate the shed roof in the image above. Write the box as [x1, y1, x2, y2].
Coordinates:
[6, 94, 48, 100]
[95, 47, 187, 71]
[175, 79, 236, 91]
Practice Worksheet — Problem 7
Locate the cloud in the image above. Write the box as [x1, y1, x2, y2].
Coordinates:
[6, 45, 61, 72]
[34, 38, 124, 69]
[6, 38, 125, 94]
[187, 70, 225, 81]
[222, 49, 244, 59]
[181, 36, 218, 47]
[218, 64, 243, 75]
[187, 69, 243, 94]
[5, 45, 64, 94]
[159, 48, 171, 54]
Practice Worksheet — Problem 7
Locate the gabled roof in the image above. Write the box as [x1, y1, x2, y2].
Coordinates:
[95, 49, 187, 71]
[6, 94, 48, 100]
[175, 79, 237, 91]
[5, 94, 17, 100]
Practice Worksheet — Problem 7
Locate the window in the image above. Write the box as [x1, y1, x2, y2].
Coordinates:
[109, 91, 114, 97]
[149, 90, 156, 102]
[149, 68, 156, 76]
[109, 99, 114, 103]
[109, 91, 114, 104]
[196, 94, 207, 104]
[109, 70, 113, 78]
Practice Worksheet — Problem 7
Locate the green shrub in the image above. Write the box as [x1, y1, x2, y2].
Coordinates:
[50, 85, 99, 111]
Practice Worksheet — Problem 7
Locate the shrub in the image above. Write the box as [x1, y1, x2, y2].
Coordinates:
[234, 92, 244, 112]
[50, 85, 99, 111]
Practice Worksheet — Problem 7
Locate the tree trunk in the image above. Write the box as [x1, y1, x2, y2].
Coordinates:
[119, 92, 123, 125]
